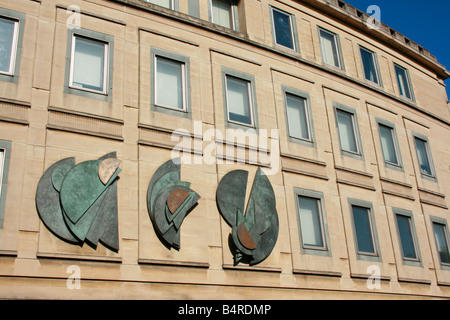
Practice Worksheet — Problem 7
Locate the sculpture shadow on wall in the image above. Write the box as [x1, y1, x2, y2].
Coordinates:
[35, 152, 121, 253]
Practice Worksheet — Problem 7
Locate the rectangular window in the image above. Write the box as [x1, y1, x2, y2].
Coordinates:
[0, 140, 11, 229]
[0, 149, 4, 199]
[379, 123, 400, 166]
[225, 74, 254, 127]
[395, 64, 413, 100]
[319, 28, 342, 69]
[69, 35, 109, 94]
[336, 109, 359, 155]
[285, 93, 311, 141]
[297, 196, 325, 249]
[271, 7, 295, 50]
[145, 0, 175, 9]
[211, 0, 238, 30]
[432, 222, 450, 265]
[360, 47, 380, 85]
[352, 205, 376, 255]
[414, 136, 434, 177]
[395, 214, 418, 261]
[0, 16, 19, 75]
[154, 55, 186, 111]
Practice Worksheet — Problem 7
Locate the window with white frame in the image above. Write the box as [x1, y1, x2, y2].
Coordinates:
[378, 122, 401, 167]
[0, 140, 11, 229]
[432, 219, 450, 266]
[69, 35, 109, 94]
[395, 64, 414, 100]
[335, 107, 361, 156]
[0, 149, 4, 199]
[154, 55, 187, 111]
[271, 7, 296, 50]
[319, 28, 342, 69]
[395, 211, 419, 261]
[414, 135, 435, 177]
[351, 204, 377, 256]
[145, 0, 175, 9]
[210, 0, 238, 30]
[360, 47, 380, 85]
[297, 195, 326, 250]
[0, 16, 19, 75]
[225, 74, 255, 127]
[285, 92, 311, 142]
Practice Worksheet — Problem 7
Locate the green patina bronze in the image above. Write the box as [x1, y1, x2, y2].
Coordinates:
[216, 168, 279, 266]
[147, 158, 200, 250]
[60, 159, 120, 225]
[35, 152, 121, 252]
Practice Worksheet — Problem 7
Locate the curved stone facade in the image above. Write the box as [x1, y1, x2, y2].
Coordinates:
[0, 0, 449, 299]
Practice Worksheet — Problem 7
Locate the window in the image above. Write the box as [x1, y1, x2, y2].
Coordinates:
[335, 106, 362, 157]
[271, 7, 296, 50]
[210, 0, 238, 30]
[69, 35, 109, 94]
[0, 140, 11, 229]
[294, 188, 330, 256]
[432, 220, 450, 265]
[285, 92, 312, 142]
[0, 149, 5, 201]
[395, 212, 419, 261]
[395, 64, 414, 100]
[297, 196, 325, 249]
[224, 73, 255, 127]
[154, 55, 187, 111]
[360, 47, 380, 85]
[0, 9, 25, 83]
[351, 203, 378, 256]
[151, 49, 190, 117]
[145, 0, 176, 9]
[319, 28, 342, 69]
[0, 16, 19, 75]
[378, 122, 401, 167]
[414, 136, 434, 177]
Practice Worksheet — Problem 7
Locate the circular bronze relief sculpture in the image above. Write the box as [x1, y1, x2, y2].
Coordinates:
[216, 168, 279, 266]
[147, 158, 200, 250]
[35, 152, 121, 252]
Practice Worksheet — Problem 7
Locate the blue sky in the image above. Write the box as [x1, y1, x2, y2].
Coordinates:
[344, 0, 450, 100]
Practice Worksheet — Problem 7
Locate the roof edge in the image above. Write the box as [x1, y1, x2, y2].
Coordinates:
[296, 0, 450, 80]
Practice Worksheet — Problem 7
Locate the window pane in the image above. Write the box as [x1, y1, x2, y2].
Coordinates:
[0, 149, 4, 197]
[272, 9, 294, 49]
[298, 196, 324, 248]
[286, 93, 310, 140]
[360, 48, 379, 84]
[212, 0, 232, 29]
[396, 215, 417, 260]
[320, 30, 340, 68]
[379, 124, 398, 165]
[72, 36, 106, 92]
[414, 137, 433, 176]
[352, 205, 375, 254]
[395, 65, 412, 99]
[0, 17, 17, 74]
[433, 223, 450, 264]
[145, 0, 172, 9]
[156, 56, 184, 110]
[226, 75, 252, 125]
[337, 110, 358, 153]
